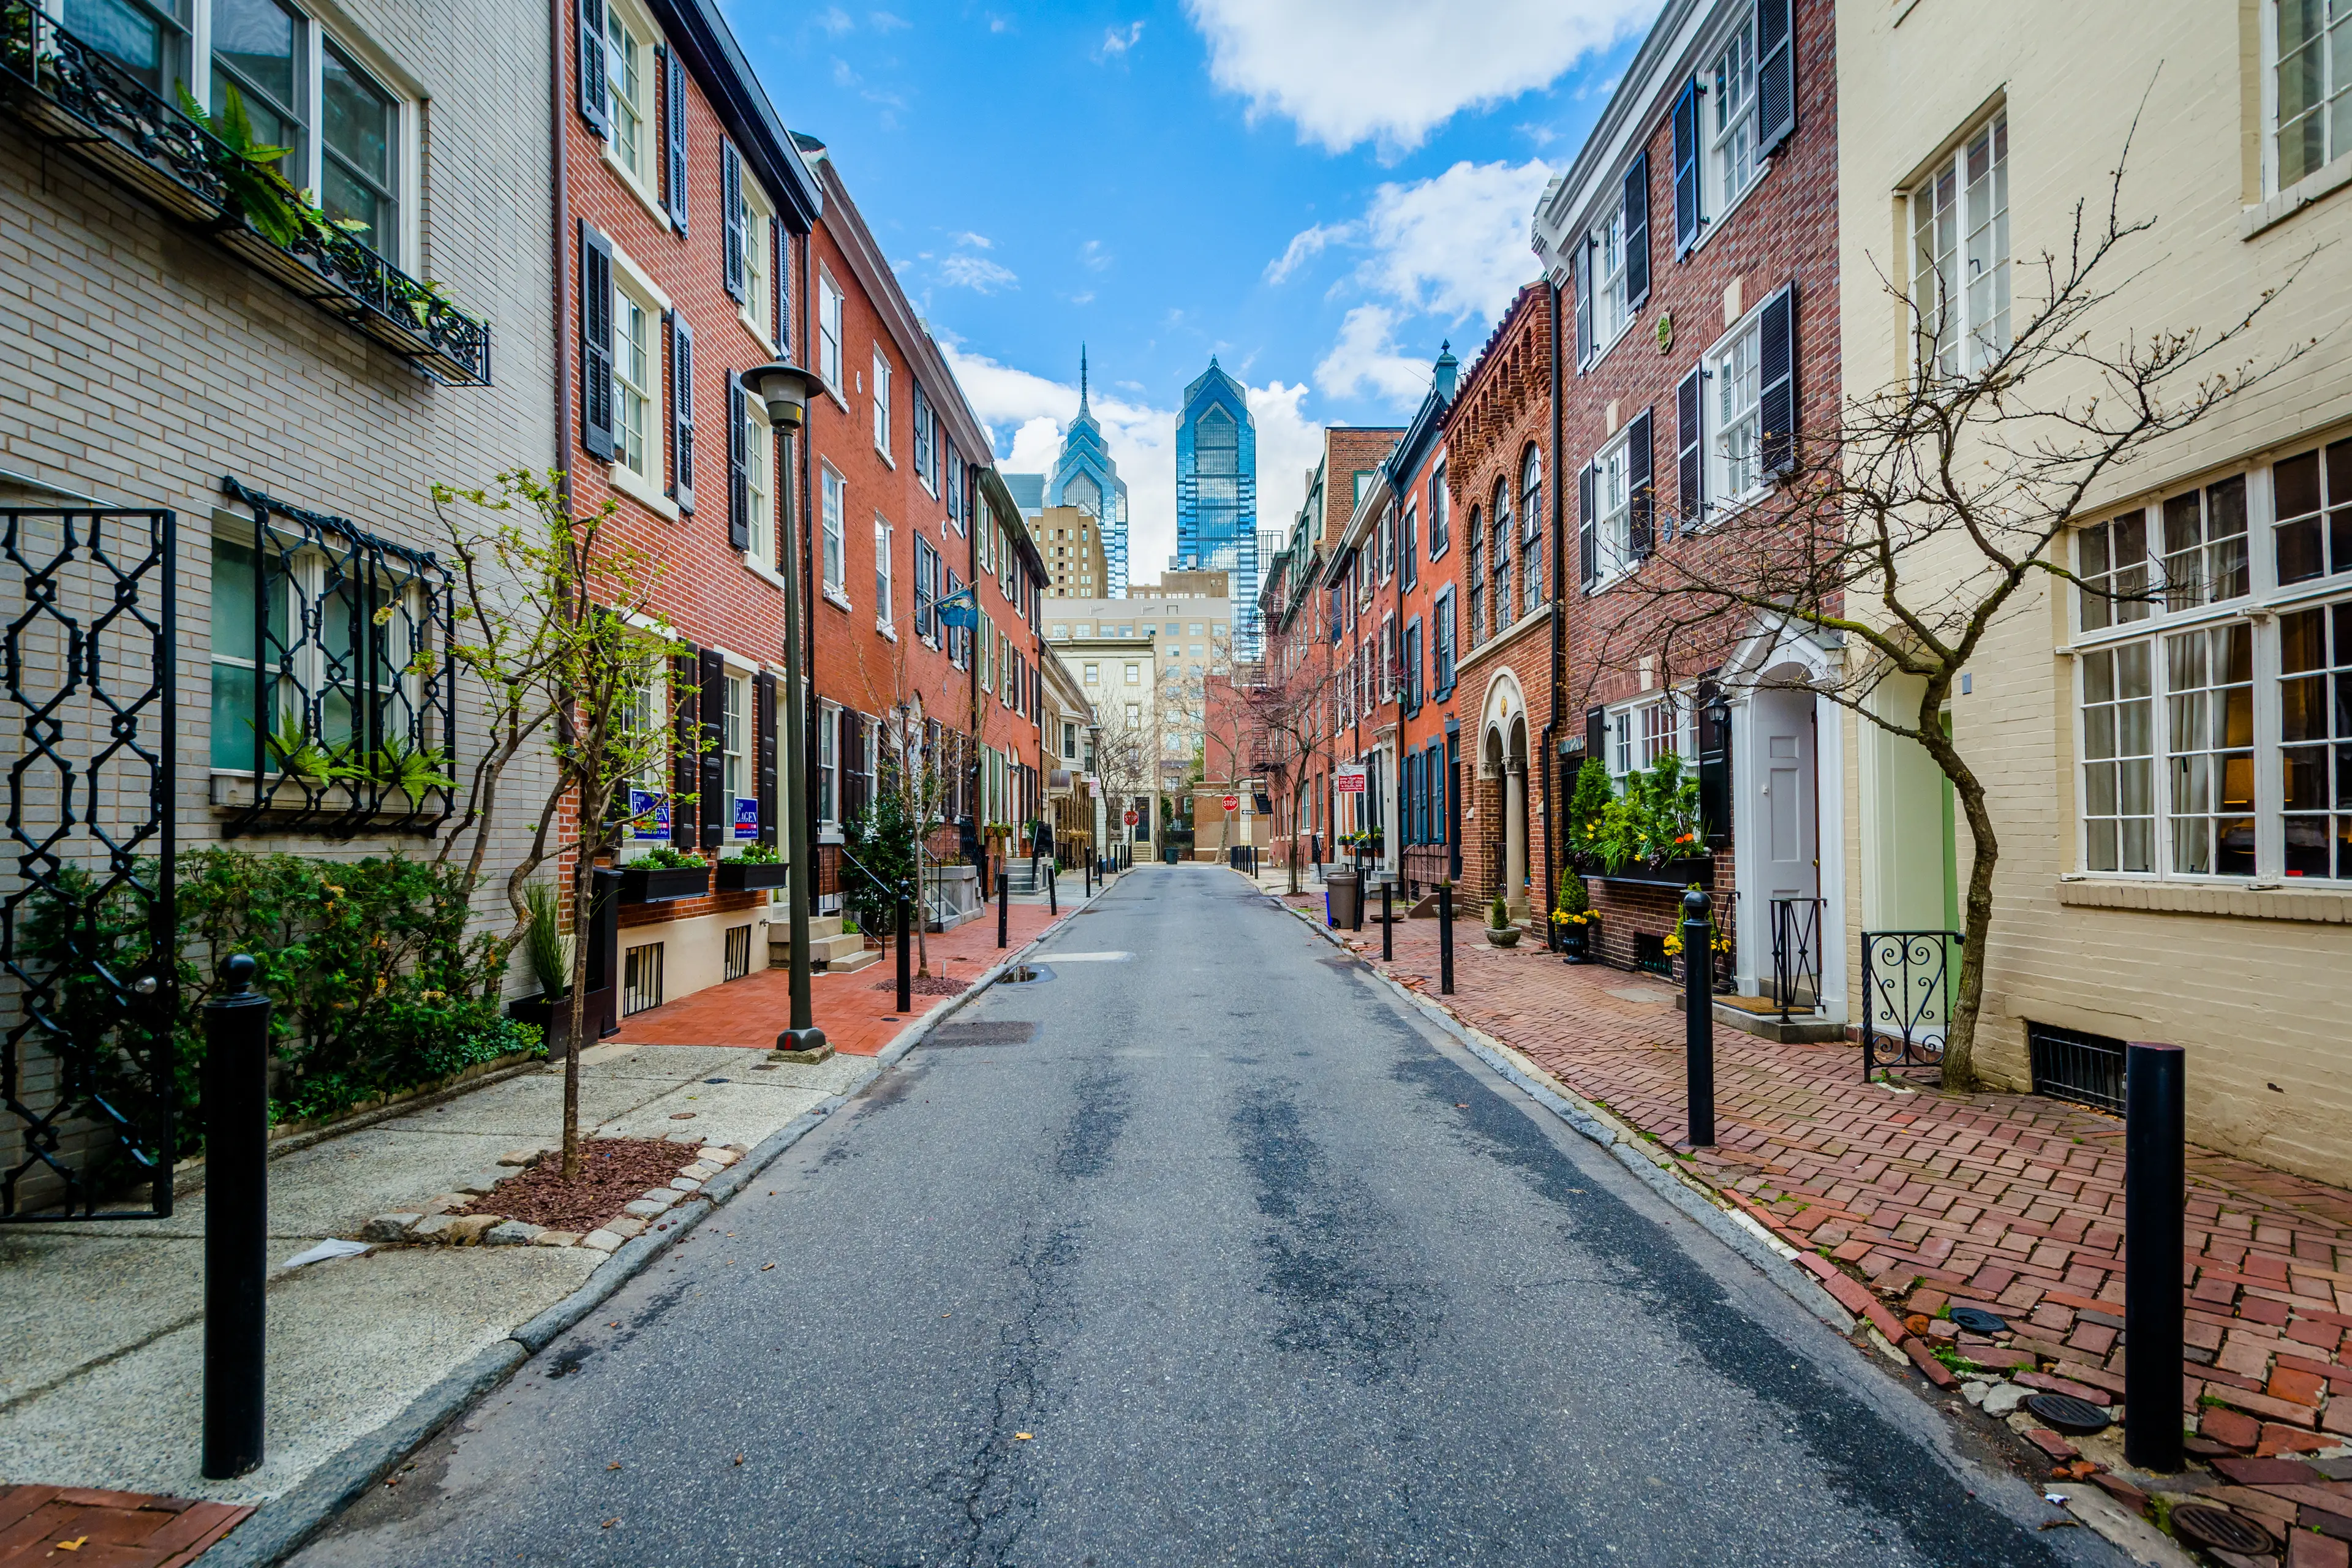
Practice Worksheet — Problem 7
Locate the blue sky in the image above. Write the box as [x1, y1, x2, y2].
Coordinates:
[726, 0, 1659, 577]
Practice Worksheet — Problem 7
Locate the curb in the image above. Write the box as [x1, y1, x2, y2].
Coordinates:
[1262, 881, 1856, 1337]
[211, 870, 1121, 1565]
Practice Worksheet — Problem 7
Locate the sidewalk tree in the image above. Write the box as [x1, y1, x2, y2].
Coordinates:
[1594, 146, 2305, 1088]
[1232, 629, 1341, 894]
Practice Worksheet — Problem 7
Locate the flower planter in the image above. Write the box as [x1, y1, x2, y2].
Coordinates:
[715, 859, 789, 892]
[506, 992, 582, 1051]
[1485, 926, 1521, 949]
[1558, 921, 1594, 964]
[619, 864, 709, 902]
[1584, 855, 1714, 890]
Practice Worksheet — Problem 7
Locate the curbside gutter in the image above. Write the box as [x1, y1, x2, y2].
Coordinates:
[207, 872, 1117, 1567]
[1265, 881, 1858, 1337]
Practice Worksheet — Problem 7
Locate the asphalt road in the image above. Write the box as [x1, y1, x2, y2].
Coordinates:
[296, 864, 2120, 1567]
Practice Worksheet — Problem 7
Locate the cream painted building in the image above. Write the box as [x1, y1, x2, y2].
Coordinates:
[1838, 0, 2352, 1182]
[1033, 503, 1109, 597]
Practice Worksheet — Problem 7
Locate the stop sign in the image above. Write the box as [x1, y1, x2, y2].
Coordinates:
[1221, 794, 1239, 812]
[1123, 809, 1139, 826]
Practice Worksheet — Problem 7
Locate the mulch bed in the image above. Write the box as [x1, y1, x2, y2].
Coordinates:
[870, 975, 970, 997]
[454, 1137, 693, 1234]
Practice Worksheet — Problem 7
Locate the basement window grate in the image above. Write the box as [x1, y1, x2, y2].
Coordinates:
[622, 943, 665, 1016]
[2028, 1022, 2127, 1114]
[1633, 932, 1672, 979]
[723, 924, 753, 981]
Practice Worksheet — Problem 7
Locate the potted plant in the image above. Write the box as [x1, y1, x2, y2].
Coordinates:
[1485, 892, 1521, 948]
[1586, 754, 1713, 886]
[1551, 870, 1596, 963]
[1661, 884, 1735, 987]
[715, 839, 789, 892]
[619, 843, 708, 902]
[505, 880, 574, 1043]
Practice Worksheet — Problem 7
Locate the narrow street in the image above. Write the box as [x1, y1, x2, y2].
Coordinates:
[295, 865, 2111, 1567]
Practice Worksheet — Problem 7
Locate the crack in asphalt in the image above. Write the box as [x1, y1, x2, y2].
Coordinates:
[922, 1054, 1133, 1567]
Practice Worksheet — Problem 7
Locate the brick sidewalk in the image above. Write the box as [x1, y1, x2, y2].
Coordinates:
[613, 896, 1073, 1055]
[0, 1488, 247, 1567]
[1293, 890, 2352, 1470]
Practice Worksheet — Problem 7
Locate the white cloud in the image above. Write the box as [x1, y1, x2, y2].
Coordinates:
[939, 254, 1018, 293]
[1097, 20, 1145, 59]
[940, 348, 1327, 591]
[987, 12, 1014, 33]
[1068, 291, 1095, 306]
[1185, 0, 1651, 156]
[869, 10, 908, 31]
[1313, 305, 1431, 404]
[816, 6, 853, 36]
[1270, 159, 1550, 323]
[1263, 222, 1347, 285]
[1078, 239, 1111, 272]
[952, 231, 993, 250]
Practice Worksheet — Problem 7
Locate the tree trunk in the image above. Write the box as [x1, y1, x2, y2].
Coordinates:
[1915, 706, 1997, 1095]
[561, 810, 589, 1181]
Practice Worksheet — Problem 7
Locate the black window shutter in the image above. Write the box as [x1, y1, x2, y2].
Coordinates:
[1574, 247, 1593, 368]
[1755, 0, 1796, 159]
[755, 670, 778, 847]
[1585, 706, 1606, 767]
[1628, 410, 1654, 558]
[772, 221, 787, 353]
[699, 648, 726, 849]
[671, 649, 699, 845]
[1697, 684, 1732, 849]
[1577, 461, 1597, 587]
[726, 373, 749, 551]
[579, 222, 614, 461]
[1676, 364, 1704, 535]
[721, 141, 745, 302]
[1759, 285, 1798, 478]
[1672, 78, 1700, 254]
[663, 45, 687, 231]
[1622, 151, 1649, 311]
[669, 314, 695, 511]
[576, 0, 608, 136]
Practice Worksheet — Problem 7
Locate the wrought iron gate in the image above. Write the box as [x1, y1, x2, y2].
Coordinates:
[0, 507, 178, 1219]
[1860, 929, 1961, 1083]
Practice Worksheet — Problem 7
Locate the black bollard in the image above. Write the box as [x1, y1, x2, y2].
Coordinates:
[204, 954, 271, 1480]
[997, 869, 1009, 948]
[895, 884, 911, 1016]
[1438, 883, 1455, 995]
[1381, 878, 1393, 961]
[1683, 889, 1716, 1147]
[2125, 1041, 2185, 1472]
[1047, 860, 1058, 915]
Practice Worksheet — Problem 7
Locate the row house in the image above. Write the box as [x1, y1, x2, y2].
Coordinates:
[1836, 0, 2352, 1182]
[2, 0, 546, 1197]
[1529, 0, 1842, 1001]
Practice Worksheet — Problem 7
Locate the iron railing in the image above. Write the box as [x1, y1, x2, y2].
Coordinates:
[1860, 929, 1962, 1081]
[0, 4, 492, 385]
[1, 508, 177, 1219]
[216, 478, 456, 839]
[1770, 896, 1825, 1023]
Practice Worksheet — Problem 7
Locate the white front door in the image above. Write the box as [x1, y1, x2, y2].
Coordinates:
[1759, 693, 1819, 903]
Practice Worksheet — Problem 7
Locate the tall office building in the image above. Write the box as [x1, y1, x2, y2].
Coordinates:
[1047, 348, 1130, 597]
[1175, 357, 1258, 654]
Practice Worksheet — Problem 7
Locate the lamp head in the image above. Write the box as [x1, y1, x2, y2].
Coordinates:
[741, 362, 816, 428]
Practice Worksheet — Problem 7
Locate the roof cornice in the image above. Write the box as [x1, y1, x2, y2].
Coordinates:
[646, 0, 821, 229]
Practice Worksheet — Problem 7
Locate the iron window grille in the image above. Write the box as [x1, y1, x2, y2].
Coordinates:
[214, 478, 456, 839]
[2028, 1022, 2127, 1115]
[622, 941, 664, 1014]
[0, 6, 492, 385]
[723, 923, 752, 981]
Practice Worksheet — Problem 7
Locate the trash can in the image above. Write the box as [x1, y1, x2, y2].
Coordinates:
[1163, 845, 1179, 865]
[1326, 869, 1361, 929]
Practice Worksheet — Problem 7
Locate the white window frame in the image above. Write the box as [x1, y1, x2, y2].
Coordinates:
[741, 393, 772, 566]
[871, 347, 892, 461]
[739, 180, 775, 348]
[1702, 13, 1760, 226]
[1583, 203, 1630, 364]
[820, 463, 846, 600]
[722, 671, 747, 830]
[817, 271, 845, 393]
[816, 698, 838, 825]
[1604, 693, 1689, 782]
[1706, 303, 1766, 510]
[1908, 110, 2011, 379]
[605, 246, 671, 511]
[2068, 435, 2352, 885]
[2263, 0, 2352, 197]
[873, 514, 893, 633]
[1591, 425, 1635, 586]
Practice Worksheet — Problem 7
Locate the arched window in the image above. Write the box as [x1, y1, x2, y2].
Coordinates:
[1490, 480, 1512, 625]
[1465, 505, 1485, 643]
[1521, 446, 1546, 612]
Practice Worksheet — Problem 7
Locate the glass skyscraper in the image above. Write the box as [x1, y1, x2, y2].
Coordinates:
[1047, 348, 1129, 597]
[1175, 357, 1258, 655]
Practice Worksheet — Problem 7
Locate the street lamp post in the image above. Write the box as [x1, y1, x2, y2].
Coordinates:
[743, 361, 821, 1054]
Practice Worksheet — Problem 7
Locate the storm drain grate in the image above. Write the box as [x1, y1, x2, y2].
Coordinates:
[2021, 1392, 2110, 1434]
[2169, 1506, 2270, 1555]
[928, 1021, 1039, 1048]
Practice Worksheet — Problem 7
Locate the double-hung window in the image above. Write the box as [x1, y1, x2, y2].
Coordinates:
[1580, 204, 1630, 363]
[1710, 311, 1764, 502]
[1465, 506, 1484, 645]
[1433, 587, 1457, 696]
[817, 272, 844, 391]
[2271, 0, 2351, 191]
[1520, 446, 1545, 611]
[603, 6, 644, 184]
[612, 275, 656, 482]
[820, 464, 846, 595]
[739, 182, 775, 344]
[1401, 500, 1419, 590]
[1591, 429, 1634, 581]
[816, 700, 838, 825]
[722, 672, 747, 831]
[1428, 461, 1448, 556]
[871, 349, 892, 458]
[2073, 438, 2352, 882]
[211, 0, 403, 258]
[1489, 481, 1513, 627]
[911, 385, 934, 493]
[1705, 16, 1759, 218]
[741, 392, 771, 564]
[1910, 111, 2010, 377]
[873, 516, 892, 630]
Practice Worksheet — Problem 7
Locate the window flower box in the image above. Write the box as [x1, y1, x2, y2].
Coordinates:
[620, 864, 709, 902]
[715, 859, 788, 892]
[1581, 854, 1714, 890]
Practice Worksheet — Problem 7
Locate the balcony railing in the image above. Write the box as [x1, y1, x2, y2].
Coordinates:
[1, 4, 492, 386]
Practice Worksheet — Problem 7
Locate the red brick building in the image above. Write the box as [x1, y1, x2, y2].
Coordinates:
[1531, 0, 1843, 1001]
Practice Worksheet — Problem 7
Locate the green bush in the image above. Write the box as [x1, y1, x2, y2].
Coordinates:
[842, 790, 921, 936]
[22, 849, 536, 1162]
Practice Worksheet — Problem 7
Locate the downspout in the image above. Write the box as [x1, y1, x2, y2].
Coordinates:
[549, 0, 571, 503]
[1540, 278, 1565, 945]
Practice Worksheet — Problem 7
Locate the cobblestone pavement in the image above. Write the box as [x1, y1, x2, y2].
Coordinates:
[1285, 886, 2352, 1551]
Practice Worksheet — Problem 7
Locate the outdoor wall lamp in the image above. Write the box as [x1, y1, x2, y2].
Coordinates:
[742, 362, 816, 428]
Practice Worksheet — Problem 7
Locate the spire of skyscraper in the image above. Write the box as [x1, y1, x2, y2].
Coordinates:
[1079, 344, 1089, 417]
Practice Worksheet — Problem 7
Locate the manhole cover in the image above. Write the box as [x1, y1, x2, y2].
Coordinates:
[1949, 1306, 2008, 1335]
[930, 1021, 1039, 1048]
[998, 964, 1054, 986]
[2169, 1505, 2271, 1555]
[2022, 1393, 2110, 1434]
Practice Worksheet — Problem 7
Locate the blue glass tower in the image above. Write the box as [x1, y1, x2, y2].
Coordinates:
[1047, 348, 1130, 596]
[1175, 356, 1257, 654]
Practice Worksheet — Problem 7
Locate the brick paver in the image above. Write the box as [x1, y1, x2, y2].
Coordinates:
[613, 898, 1072, 1054]
[1289, 889, 2352, 1469]
[0, 1487, 247, 1567]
